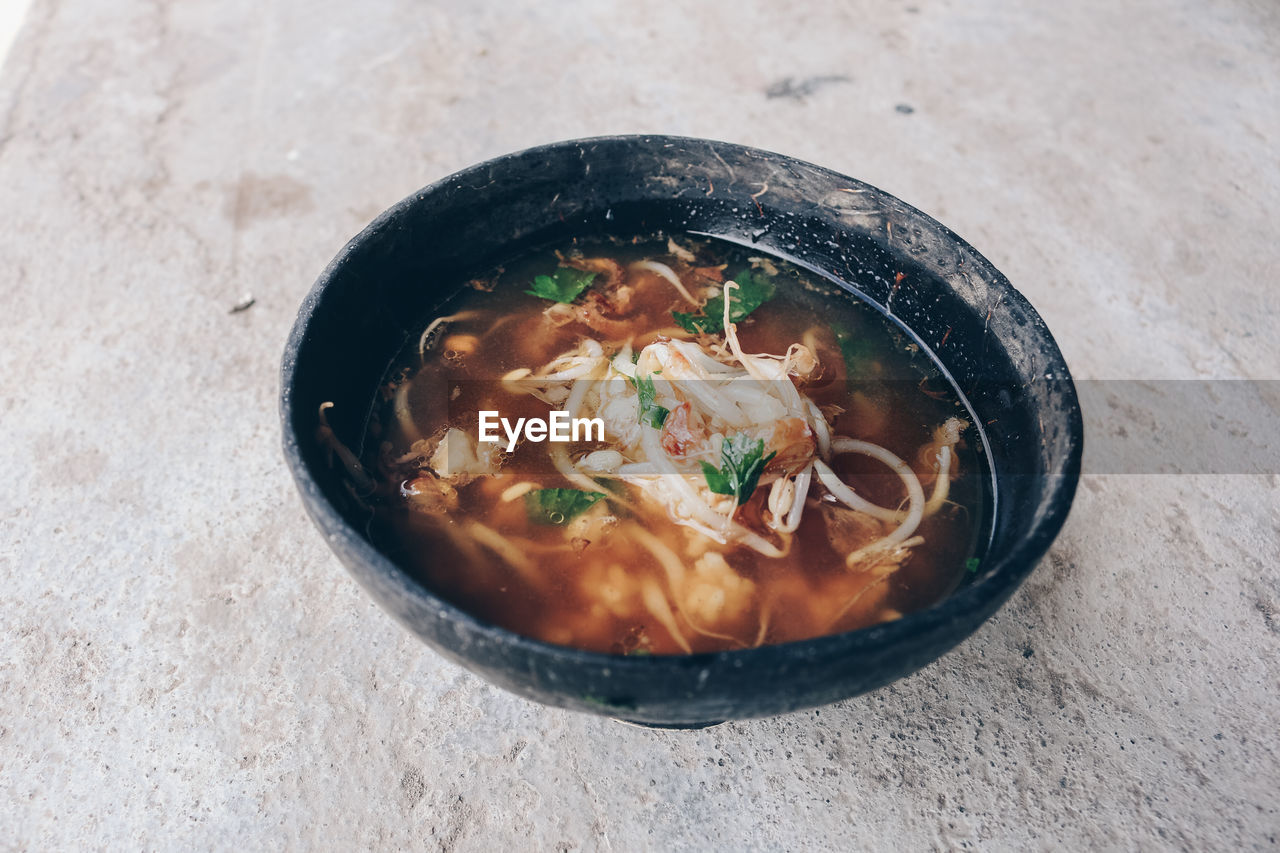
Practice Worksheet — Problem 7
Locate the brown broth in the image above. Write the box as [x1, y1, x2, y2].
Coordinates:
[361, 235, 987, 655]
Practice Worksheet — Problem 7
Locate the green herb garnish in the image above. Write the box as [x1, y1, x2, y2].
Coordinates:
[524, 488, 606, 525]
[832, 321, 878, 379]
[965, 557, 981, 573]
[699, 434, 776, 506]
[627, 373, 669, 429]
[672, 269, 776, 334]
[525, 267, 598, 303]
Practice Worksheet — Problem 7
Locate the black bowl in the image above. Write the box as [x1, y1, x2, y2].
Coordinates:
[281, 135, 1082, 727]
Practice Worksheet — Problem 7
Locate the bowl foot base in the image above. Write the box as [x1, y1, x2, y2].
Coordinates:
[611, 718, 725, 730]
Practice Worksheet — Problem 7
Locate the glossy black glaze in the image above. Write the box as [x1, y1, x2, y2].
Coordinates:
[280, 136, 1083, 727]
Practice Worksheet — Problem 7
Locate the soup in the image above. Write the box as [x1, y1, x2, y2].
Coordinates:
[327, 235, 986, 655]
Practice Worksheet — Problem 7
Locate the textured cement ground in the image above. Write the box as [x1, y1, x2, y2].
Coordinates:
[2, 0, 1278, 849]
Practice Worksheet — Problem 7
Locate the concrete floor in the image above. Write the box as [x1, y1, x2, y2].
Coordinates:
[2, 0, 1278, 848]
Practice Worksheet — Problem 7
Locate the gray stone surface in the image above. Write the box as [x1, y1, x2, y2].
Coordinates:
[2, 0, 1277, 848]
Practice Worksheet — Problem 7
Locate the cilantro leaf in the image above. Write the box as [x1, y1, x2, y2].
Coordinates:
[672, 269, 776, 334]
[831, 321, 878, 379]
[671, 309, 713, 335]
[524, 488, 606, 525]
[699, 462, 733, 495]
[525, 267, 598, 303]
[964, 557, 981, 573]
[627, 373, 669, 429]
[699, 433, 776, 505]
